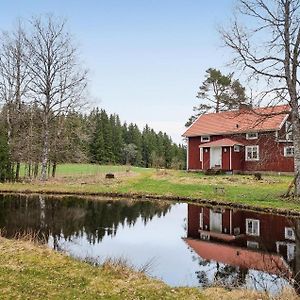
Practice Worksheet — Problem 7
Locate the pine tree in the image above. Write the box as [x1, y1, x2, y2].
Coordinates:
[110, 114, 124, 164]
[100, 110, 114, 163]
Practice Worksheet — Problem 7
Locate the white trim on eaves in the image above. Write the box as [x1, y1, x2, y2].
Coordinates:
[279, 114, 290, 131]
[182, 114, 204, 137]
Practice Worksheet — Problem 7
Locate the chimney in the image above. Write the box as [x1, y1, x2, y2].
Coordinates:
[239, 103, 252, 111]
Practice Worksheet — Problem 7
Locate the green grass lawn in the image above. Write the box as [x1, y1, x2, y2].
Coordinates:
[56, 163, 153, 176]
[0, 163, 299, 212]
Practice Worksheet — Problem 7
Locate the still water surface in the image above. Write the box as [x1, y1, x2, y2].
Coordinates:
[0, 194, 297, 294]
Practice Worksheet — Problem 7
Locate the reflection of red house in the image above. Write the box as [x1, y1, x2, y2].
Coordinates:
[182, 105, 294, 173]
[184, 238, 290, 277]
[186, 204, 296, 277]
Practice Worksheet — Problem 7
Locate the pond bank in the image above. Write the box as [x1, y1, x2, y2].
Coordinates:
[0, 237, 293, 299]
[1, 189, 300, 217]
[1, 163, 300, 212]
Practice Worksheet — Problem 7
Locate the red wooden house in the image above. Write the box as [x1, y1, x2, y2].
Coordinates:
[182, 105, 294, 173]
[185, 204, 297, 279]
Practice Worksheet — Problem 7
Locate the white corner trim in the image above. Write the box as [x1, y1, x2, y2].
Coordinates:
[186, 137, 189, 170]
[279, 114, 290, 131]
[229, 146, 232, 170]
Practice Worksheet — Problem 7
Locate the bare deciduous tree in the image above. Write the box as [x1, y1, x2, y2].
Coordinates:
[0, 23, 31, 180]
[221, 0, 300, 195]
[25, 16, 87, 180]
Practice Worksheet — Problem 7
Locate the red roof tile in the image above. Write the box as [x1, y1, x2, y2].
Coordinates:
[199, 138, 243, 148]
[183, 105, 290, 137]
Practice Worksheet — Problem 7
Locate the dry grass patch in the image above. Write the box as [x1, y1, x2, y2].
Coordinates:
[151, 171, 289, 187]
[28, 171, 137, 185]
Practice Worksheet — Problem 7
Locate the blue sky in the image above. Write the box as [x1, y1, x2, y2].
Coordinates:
[0, 0, 236, 143]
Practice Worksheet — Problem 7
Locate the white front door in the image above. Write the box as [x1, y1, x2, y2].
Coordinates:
[209, 210, 222, 233]
[210, 147, 222, 168]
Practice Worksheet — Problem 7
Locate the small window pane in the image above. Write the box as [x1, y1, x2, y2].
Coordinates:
[284, 146, 294, 157]
[245, 146, 259, 161]
[234, 145, 240, 152]
[246, 219, 260, 236]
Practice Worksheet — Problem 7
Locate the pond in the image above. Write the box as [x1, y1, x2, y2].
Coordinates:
[0, 194, 298, 295]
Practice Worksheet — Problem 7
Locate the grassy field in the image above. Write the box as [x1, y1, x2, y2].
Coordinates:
[0, 237, 294, 300]
[0, 163, 299, 211]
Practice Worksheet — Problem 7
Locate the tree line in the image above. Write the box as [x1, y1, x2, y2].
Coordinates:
[0, 16, 185, 182]
[0, 104, 186, 181]
[88, 108, 186, 169]
[0, 94, 186, 182]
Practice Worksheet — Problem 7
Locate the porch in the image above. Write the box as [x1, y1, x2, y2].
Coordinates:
[199, 138, 244, 171]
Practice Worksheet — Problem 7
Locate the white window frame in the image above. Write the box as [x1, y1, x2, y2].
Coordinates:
[245, 145, 259, 161]
[200, 148, 203, 162]
[285, 227, 295, 240]
[233, 145, 240, 152]
[284, 146, 294, 157]
[246, 132, 258, 140]
[247, 240, 259, 249]
[201, 135, 210, 142]
[246, 219, 260, 236]
[286, 121, 293, 141]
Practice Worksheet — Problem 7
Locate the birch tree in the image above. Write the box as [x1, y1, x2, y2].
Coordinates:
[25, 16, 87, 180]
[221, 0, 300, 196]
[0, 23, 30, 180]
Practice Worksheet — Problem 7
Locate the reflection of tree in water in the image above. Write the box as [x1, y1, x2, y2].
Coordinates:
[214, 264, 247, 288]
[0, 194, 172, 247]
[195, 258, 210, 288]
[194, 254, 248, 289]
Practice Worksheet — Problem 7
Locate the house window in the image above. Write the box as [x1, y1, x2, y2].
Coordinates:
[201, 136, 210, 142]
[247, 241, 259, 249]
[200, 232, 210, 240]
[284, 146, 294, 157]
[245, 145, 259, 161]
[287, 244, 296, 262]
[286, 121, 293, 141]
[285, 227, 295, 240]
[246, 132, 258, 140]
[233, 145, 240, 152]
[200, 148, 203, 161]
[246, 219, 260, 236]
[233, 227, 240, 236]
